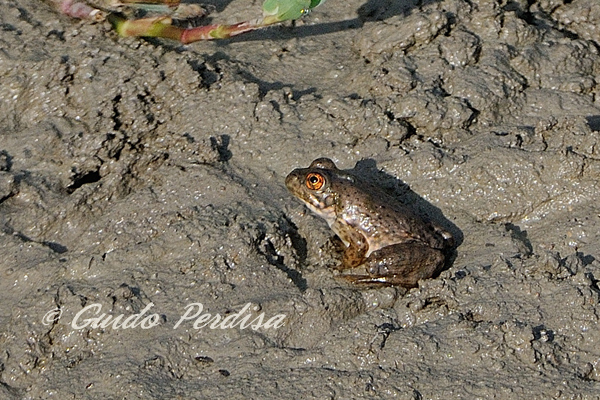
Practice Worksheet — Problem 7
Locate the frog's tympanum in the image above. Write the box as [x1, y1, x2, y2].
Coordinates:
[285, 158, 455, 287]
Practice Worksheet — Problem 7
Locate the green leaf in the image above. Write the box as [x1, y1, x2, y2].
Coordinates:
[262, 0, 325, 23]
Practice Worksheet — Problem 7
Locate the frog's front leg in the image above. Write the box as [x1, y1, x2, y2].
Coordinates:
[341, 242, 446, 288]
[331, 220, 369, 270]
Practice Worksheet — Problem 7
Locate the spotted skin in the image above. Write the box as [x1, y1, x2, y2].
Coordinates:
[285, 158, 454, 288]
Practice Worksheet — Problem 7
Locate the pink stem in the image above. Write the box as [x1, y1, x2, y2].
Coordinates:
[54, 0, 100, 20]
[110, 15, 275, 43]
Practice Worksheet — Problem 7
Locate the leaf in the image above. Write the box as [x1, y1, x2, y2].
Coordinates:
[262, 0, 325, 23]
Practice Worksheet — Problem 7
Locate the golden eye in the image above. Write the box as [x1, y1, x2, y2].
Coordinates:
[306, 173, 325, 190]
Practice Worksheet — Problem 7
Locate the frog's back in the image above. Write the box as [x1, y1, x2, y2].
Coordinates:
[334, 174, 451, 252]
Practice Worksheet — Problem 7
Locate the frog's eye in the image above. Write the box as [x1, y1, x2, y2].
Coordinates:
[306, 173, 325, 190]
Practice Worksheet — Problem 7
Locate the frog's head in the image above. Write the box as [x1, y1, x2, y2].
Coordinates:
[285, 158, 341, 223]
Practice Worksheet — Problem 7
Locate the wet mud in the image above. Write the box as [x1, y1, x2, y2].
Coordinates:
[1, 0, 600, 398]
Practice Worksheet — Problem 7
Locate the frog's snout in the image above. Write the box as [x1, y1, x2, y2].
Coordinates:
[285, 171, 299, 192]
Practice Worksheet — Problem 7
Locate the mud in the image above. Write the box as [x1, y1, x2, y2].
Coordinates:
[1, 0, 600, 398]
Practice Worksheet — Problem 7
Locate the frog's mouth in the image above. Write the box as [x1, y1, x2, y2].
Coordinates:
[299, 185, 338, 227]
[304, 200, 337, 227]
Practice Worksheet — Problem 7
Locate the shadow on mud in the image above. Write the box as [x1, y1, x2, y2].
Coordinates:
[352, 158, 463, 248]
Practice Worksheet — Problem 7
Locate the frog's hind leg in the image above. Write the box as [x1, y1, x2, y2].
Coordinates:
[339, 274, 404, 288]
[343, 242, 446, 288]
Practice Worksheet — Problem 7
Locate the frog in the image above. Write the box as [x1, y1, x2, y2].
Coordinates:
[285, 158, 455, 288]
